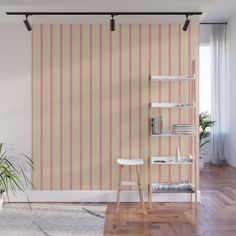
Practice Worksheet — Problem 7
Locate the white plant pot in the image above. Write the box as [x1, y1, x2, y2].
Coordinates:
[0, 194, 3, 210]
[200, 158, 204, 171]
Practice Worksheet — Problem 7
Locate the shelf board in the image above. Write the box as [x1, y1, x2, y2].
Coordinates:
[151, 162, 192, 165]
[151, 75, 195, 81]
[151, 156, 192, 165]
[151, 131, 196, 137]
[151, 103, 195, 108]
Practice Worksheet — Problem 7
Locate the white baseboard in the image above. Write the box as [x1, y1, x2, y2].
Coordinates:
[6, 190, 201, 203]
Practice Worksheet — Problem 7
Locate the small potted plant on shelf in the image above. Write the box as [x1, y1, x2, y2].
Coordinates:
[0, 143, 33, 209]
[199, 112, 215, 171]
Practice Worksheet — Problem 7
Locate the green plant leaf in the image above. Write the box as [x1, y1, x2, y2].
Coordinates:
[0, 143, 33, 206]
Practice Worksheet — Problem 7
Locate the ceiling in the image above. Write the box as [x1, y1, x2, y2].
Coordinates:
[202, 0, 236, 22]
[0, 0, 235, 24]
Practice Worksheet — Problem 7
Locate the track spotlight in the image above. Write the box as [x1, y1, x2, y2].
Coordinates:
[23, 15, 32, 31]
[182, 14, 190, 31]
[110, 15, 115, 32]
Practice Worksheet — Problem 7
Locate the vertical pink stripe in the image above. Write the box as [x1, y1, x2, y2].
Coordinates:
[31, 25, 34, 188]
[129, 24, 132, 186]
[99, 24, 103, 190]
[60, 24, 63, 190]
[109, 30, 113, 190]
[148, 24, 152, 74]
[139, 24, 142, 158]
[89, 24, 93, 190]
[119, 25, 122, 159]
[168, 24, 172, 183]
[158, 24, 162, 182]
[178, 24, 182, 182]
[50, 24, 53, 190]
[188, 25, 192, 181]
[79, 24, 83, 190]
[40, 24, 44, 190]
[69, 24, 73, 190]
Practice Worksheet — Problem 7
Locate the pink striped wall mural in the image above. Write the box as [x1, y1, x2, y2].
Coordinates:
[32, 24, 199, 191]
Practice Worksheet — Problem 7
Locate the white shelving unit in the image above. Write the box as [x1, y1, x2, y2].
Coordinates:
[147, 72, 198, 208]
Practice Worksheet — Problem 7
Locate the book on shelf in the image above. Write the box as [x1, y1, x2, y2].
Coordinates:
[151, 116, 163, 134]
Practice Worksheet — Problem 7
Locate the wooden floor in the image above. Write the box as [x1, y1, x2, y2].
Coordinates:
[104, 164, 236, 236]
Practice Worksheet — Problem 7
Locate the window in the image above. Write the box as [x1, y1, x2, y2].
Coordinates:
[200, 45, 211, 113]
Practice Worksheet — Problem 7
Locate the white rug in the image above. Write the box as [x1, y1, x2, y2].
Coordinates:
[0, 203, 106, 236]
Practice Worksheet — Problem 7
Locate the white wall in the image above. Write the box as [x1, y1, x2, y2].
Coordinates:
[0, 24, 31, 172]
[227, 13, 236, 167]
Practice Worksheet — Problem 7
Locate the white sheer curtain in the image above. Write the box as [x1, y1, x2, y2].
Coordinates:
[210, 24, 228, 165]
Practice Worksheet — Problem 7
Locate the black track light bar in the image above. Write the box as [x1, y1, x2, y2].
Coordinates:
[200, 22, 227, 25]
[7, 11, 202, 32]
[6, 11, 202, 16]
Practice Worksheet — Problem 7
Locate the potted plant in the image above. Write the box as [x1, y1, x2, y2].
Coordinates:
[0, 143, 33, 209]
[199, 112, 215, 171]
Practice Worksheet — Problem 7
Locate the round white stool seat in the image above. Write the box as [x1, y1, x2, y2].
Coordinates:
[117, 158, 144, 166]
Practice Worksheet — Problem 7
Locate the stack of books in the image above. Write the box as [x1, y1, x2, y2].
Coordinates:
[173, 124, 195, 135]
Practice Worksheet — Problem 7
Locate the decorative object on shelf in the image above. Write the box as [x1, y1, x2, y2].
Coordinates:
[153, 160, 167, 163]
[0, 143, 33, 209]
[173, 124, 195, 135]
[152, 181, 195, 193]
[188, 154, 193, 162]
[175, 147, 180, 162]
[151, 116, 163, 134]
[199, 112, 215, 170]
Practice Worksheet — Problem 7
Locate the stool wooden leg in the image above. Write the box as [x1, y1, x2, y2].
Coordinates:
[148, 183, 152, 209]
[136, 165, 145, 214]
[116, 165, 123, 214]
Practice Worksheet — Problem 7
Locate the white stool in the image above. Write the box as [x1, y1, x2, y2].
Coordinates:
[116, 158, 145, 214]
